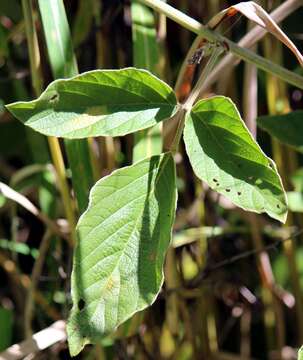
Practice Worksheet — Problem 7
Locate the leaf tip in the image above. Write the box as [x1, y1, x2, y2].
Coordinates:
[66, 312, 89, 357]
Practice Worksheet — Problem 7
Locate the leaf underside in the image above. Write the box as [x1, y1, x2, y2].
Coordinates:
[6, 68, 178, 138]
[67, 153, 177, 356]
[184, 96, 287, 223]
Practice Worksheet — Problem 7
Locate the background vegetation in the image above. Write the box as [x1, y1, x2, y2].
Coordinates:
[0, 0, 303, 359]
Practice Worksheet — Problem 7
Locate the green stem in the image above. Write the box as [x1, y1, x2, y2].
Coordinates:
[169, 109, 186, 155]
[138, 0, 303, 89]
[131, 1, 163, 162]
[183, 45, 223, 110]
[21, 0, 42, 94]
[170, 45, 222, 155]
[21, 0, 76, 246]
[38, 0, 95, 214]
[47, 137, 76, 245]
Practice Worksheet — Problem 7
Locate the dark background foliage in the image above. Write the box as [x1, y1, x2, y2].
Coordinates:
[0, 0, 303, 359]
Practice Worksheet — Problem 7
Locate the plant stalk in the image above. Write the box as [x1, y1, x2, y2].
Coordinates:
[21, 0, 76, 246]
[263, 36, 303, 343]
[183, 45, 223, 110]
[138, 0, 303, 89]
[201, 0, 303, 92]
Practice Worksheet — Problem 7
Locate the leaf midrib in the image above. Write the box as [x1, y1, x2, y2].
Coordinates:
[188, 116, 284, 213]
[81, 155, 171, 327]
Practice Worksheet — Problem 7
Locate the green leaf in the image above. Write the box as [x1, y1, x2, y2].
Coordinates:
[0, 195, 5, 208]
[131, 2, 160, 71]
[38, 0, 78, 78]
[287, 191, 303, 212]
[72, 0, 94, 48]
[258, 111, 303, 153]
[183, 96, 287, 223]
[6, 68, 178, 138]
[291, 168, 303, 193]
[298, 346, 303, 360]
[0, 307, 13, 351]
[67, 153, 177, 356]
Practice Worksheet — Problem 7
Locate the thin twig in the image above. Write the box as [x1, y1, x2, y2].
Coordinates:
[0, 182, 68, 241]
[0, 321, 66, 360]
[200, 0, 302, 93]
[24, 229, 52, 337]
[0, 251, 61, 322]
[200, 228, 303, 276]
[139, 0, 303, 89]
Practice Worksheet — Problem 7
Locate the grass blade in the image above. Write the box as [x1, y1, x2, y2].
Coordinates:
[131, 1, 163, 162]
[38, 0, 94, 213]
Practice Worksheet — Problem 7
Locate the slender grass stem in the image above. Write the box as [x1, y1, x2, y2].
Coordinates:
[24, 229, 52, 337]
[131, 1, 163, 162]
[202, 0, 303, 92]
[38, 0, 94, 214]
[47, 138, 76, 244]
[21, 0, 42, 94]
[139, 0, 303, 89]
[169, 109, 186, 155]
[183, 46, 223, 110]
[21, 0, 76, 246]
[170, 45, 222, 155]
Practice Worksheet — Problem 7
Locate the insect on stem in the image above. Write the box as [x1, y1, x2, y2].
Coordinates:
[184, 42, 225, 110]
[188, 47, 205, 65]
[188, 41, 228, 65]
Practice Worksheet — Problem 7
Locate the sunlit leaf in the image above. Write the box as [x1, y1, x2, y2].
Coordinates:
[6, 68, 178, 138]
[183, 96, 287, 222]
[67, 153, 177, 356]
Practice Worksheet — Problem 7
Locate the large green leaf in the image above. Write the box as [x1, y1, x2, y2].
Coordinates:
[257, 111, 303, 153]
[67, 153, 177, 356]
[184, 96, 287, 222]
[6, 68, 178, 138]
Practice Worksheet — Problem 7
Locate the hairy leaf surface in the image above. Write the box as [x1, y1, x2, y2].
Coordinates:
[184, 96, 287, 222]
[67, 153, 177, 355]
[258, 111, 303, 153]
[6, 68, 178, 138]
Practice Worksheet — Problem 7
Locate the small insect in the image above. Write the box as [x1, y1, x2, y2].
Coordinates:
[188, 47, 205, 65]
[188, 41, 229, 65]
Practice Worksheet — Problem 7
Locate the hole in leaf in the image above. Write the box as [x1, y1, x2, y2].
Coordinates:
[237, 191, 241, 196]
[277, 204, 280, 209]
[213, 178, 218, 182]
[225, 189, 231, 192]
[78, 298, 85, 311]
[49, 93, 59, 102]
